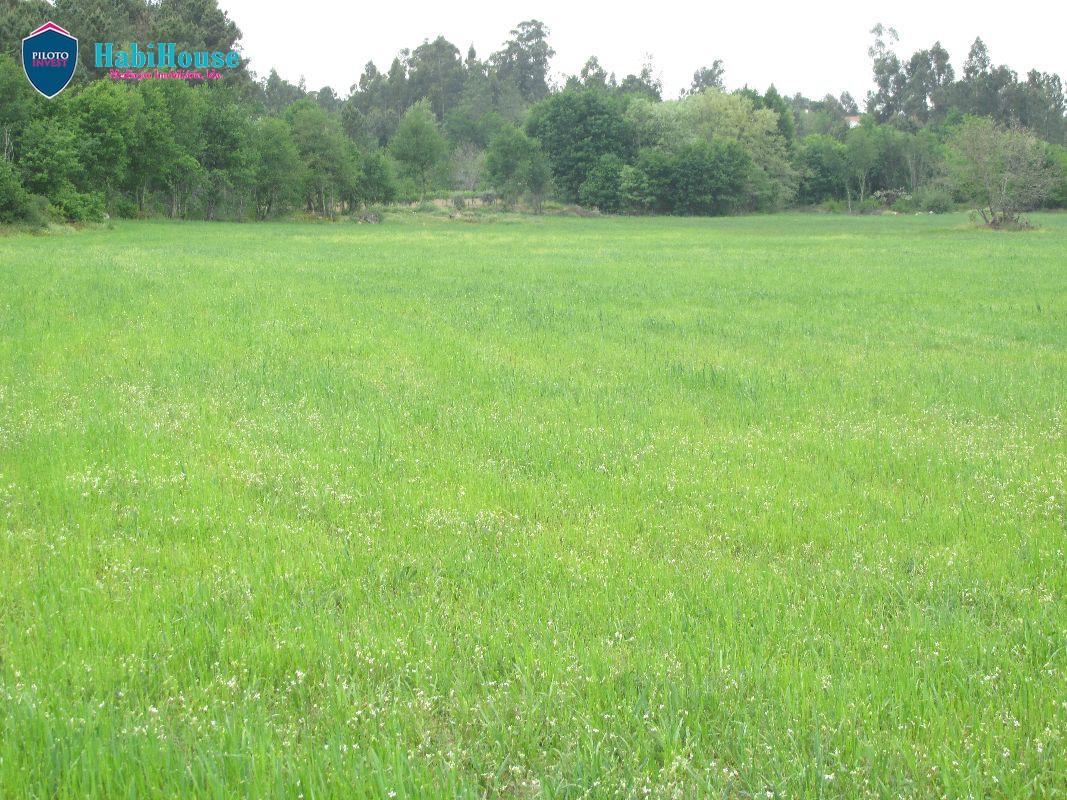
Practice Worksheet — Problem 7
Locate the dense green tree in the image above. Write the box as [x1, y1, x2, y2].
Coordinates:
[490, 20, 555, 102]
[863, 29, 1065, 145]
[152, 0, 240, 51]
[900, 128, 943, 193]
[526, 89, 633, 201]
[385, 57, 410, 114]
[570, 56, 614, 92]
[485, 125, 547, 206]
[618, 58, 662, 102]
[522, 145, 551, 213]
[902, 42, 954, 121]
[124, 86, 172, 210]
[198, 88, 252, 218]
[635, 148, 676, 214]
[407, 36, 466, 120]
[578, 153, 624, 211]
[796, 134, 847, 203]
[619, 164, 653, 213]
[0, 56, 38, 164]
[19, 112, 105, 220]
[287, 99, 358, 214]
[389, 102, 447, 198]
[442, 66, 513, 147]
[736, 85, 796, 146]
[355, 150, 398, 205]
[844, 125, 879, 207]
[1046, 144, 1067, 208]
[1, 7, 1064, 223]
[263, 70, 307, 115]
[688, 61, 725, 95]
[671, 140, 750, 215]
[71, 81, 133, 203]
[793, 93, 853, 139]
[339, 97, 374, 149]
[314, 86, 341, 112]
[631, 141, 749, 215]
[19, 114, 81, 199]
[0, 157, 42, 224]
[948, 117, 1057, 226]
[0, 0, 53, 58]
[135, 80, 206, 217]
[352, 62, 386, 111]
[672, 89, 797, 209]
[1020, 71, 1066, 143]
[250, 117, 304, 219]
[761, 86, 795, 145]
[866, 24, 905, 121]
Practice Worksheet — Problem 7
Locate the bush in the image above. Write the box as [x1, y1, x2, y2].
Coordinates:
[53, 188, 107, 222]
[578, 154, 624, 212]
[796, 135, 847, 204]
[619, 164, 653, 214]
[112, 196, 140, 219]
[526, 89, 634, 202]
[871, 188, 909, 208]
[948, 117, 1056, 227]
[393, 176, 421, 204]
[632, 142, 750, 216]
[485, 126, 547, 208]
[671, 141, 751, 216]
[822, 197, 883, 214]
[854, 197, 884, 214]
[0, 159, 46, 226]
[356, 150, 398, 205]
[819, 199, 848, 214]
[1045, 144, 1067, 209]
[915, 186, 954, 214]
[890, 194, 916, 213]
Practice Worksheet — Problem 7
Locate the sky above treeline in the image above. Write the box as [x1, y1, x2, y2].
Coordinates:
[220, 0, 1067, 101]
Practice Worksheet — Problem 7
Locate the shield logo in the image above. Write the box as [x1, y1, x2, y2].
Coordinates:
[22, 22, 78, 98]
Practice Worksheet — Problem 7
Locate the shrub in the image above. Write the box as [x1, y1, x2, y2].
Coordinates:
[633, 142, 750, 216]
[526, 89, 634, 202]
[619, 165, 653, 214]
[0, 159, 44, 225]
[356, 150, 398, 205]
[54, 188, 107, 222]
[486, 126, 547, 208]
[671, 140, 750, 216]
[915, 186, 955, 214]
[948, 117, 1056, 227]
[578, 154, 624, 212]
[1045, 144, 1067, 209]
[854, 197, 884, 215]
[872, 188, 909, 208]
[112, 196, 140, 219]
[796, 135, 847, 204]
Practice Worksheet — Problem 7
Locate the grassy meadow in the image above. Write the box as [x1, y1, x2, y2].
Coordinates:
[0, 213, 1064, 798]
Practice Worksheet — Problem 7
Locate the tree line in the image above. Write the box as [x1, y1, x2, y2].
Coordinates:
[1, 1, 1065, 227]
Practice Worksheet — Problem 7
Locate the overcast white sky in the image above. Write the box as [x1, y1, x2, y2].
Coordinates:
[220, 0, 1066, 101]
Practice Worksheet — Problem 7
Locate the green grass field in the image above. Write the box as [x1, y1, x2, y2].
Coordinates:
[0, 213, 1064, 798]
